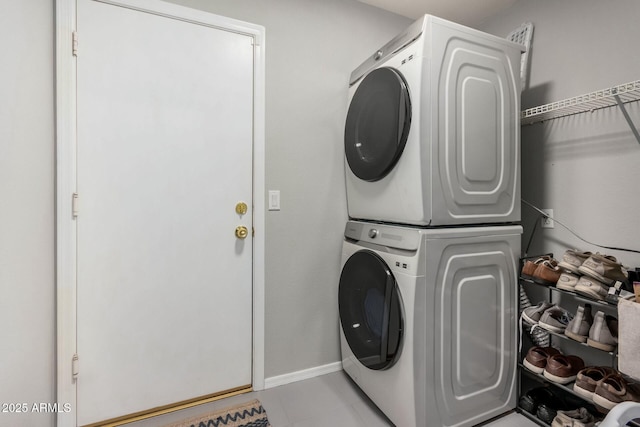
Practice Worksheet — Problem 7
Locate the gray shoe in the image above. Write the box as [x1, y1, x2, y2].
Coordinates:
[556, 272, 580, 292]
[558, 249, 592, 274]
[521, 301, 554, 326]
[551, 407, 595, 427]
[565, 304, 593, 343]
[574, 276, 609, 301]
[539, 305, 574, 333]
[587, 311, 618, 352]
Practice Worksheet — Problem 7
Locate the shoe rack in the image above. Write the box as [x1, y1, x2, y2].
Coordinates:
[517, 254, 620, 426]
[520, 80, 640, 144]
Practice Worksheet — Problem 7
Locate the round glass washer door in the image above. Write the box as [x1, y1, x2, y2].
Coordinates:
[338, 250, 403, 370]
[344, 67, 412, 182]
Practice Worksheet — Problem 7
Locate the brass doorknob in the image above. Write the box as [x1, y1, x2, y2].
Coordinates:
[236, 202, 248, 215]
[235, 226, 249, 239]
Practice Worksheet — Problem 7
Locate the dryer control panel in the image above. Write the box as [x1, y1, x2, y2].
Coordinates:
[344, 221, 420, 251]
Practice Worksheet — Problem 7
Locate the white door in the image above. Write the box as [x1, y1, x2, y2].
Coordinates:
[76, 0, 254, 424]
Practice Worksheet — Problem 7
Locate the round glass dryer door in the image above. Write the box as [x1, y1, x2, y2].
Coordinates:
[338, 250, 403, 370]
[344, 67, 412, 182]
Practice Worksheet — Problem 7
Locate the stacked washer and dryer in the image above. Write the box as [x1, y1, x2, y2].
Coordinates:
[338, 15, 524, 427]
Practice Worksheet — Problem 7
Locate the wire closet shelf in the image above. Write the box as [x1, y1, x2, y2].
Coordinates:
[520, 80, 640, 125]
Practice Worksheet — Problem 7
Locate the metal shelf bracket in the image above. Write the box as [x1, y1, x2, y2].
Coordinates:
[613, 94, 640, 144]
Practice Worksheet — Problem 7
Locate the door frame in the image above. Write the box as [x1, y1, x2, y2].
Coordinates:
[55, 1, 265, 425]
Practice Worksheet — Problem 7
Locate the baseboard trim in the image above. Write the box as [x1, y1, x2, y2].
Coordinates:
[264, 361, 343, 389]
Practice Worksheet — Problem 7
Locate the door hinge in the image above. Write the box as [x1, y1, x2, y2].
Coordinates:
[72, 193, 79, 218]
[72, 354, 79, 381]
[72, 31, 78, 56]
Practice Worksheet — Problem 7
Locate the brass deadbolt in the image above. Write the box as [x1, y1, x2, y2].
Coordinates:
[235, 226, 249, 239]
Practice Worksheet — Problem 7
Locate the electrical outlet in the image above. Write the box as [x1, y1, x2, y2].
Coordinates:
[541, 209, 554, 229]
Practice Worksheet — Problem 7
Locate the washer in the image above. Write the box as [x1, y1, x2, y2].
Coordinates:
[338, 220, 521, 427]
[344, 15, 523, 226]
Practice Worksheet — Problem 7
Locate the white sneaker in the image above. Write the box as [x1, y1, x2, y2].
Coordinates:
[578, 253, 628, 286]
[574, 276, 609, 301]
[558, 249, 592, 274]
[556, 272, 580, 292]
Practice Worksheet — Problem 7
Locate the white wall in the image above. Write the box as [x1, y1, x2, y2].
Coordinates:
[478, 0, 640, 271]
[0, 1, 56, 426]
[0, 1, 409, 424]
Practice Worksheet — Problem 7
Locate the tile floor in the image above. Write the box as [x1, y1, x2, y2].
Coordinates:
[126, 370, 539, 427]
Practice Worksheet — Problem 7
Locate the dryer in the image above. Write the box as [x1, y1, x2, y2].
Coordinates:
[338, 220, 521, 427]
[344, 15, 523, 226]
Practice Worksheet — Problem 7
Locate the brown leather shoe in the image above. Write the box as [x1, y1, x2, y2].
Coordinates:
[573, 366, 617, 400]
[593, 374, 640, 411]
[522, 256, 552, 280]
[523, 346, 561, 374]
[543, 354, 585, 384]
[533, 260, 562, 286]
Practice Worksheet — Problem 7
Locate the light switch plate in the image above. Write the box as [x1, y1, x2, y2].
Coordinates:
[268, 190, 280, 211]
